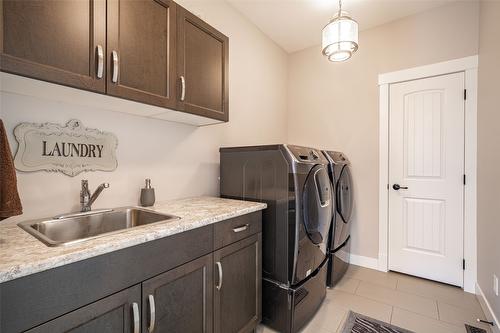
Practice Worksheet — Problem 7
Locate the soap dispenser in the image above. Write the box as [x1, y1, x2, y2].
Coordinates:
[140, 179, 155, 207]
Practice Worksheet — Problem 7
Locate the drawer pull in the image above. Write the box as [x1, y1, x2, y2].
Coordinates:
[148, 294, 156, 332]
[132, 302, 140, 333]
[112, 50, 119, 83]
[232, 224, 249, 233]
[216, 261, 223, 290]
[96, 45, 104, 79]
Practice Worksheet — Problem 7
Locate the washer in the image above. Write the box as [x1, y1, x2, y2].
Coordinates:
[220, 144, 334, 333]
[323, 151, 354, 288]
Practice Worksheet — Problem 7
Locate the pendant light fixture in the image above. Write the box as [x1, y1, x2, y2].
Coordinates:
[322, 0, 358, 62]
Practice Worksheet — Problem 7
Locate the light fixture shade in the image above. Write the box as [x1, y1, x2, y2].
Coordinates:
[322, 12, 358, 62]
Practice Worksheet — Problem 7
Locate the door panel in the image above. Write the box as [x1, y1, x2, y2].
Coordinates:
[107, 0, 177, 108]
[333, 165, 353, 249]
[177, 7, 229, 121]
[25, 285, 141, 333]
[389, 73, 465, 286]
[214, 234, 261, 333]
[142, 253, 213, 333]
[302, 165, 333, 246]
[1, 0, 106, 92]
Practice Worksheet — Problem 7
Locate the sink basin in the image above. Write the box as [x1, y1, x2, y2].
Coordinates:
[18, 207, 180, 247]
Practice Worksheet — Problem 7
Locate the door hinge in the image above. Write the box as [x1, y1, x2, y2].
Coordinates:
[464, 89, 467, 100]
[463, 174, 466, 185]
[463, 259, 466, 270]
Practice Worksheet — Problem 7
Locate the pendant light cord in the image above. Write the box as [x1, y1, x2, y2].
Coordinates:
[338, 0, 342, 16]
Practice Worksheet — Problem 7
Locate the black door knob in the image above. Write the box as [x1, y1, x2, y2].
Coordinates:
[392, 184, 408, 191]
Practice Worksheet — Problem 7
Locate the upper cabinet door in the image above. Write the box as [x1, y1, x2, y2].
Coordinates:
[177, 7, 229, 122]
[0, 0, 106, 92]
[107, 0, 177, 109]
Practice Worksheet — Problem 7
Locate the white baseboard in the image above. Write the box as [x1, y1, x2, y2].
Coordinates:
[476, 283, 500, 333]
[349, 253, 379, 271]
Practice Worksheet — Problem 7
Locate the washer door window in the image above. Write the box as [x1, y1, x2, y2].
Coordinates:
[336, 165, 353, 223]
[303, 165, 333, 245]
[333, 165, 353, 249]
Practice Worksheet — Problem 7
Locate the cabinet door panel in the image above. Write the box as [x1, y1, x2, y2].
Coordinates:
[142, 253, 213, 333]
[0, 0, 106, 92]
[107, 0, 177, 108]
[25, 285, 141, 333]
[177, 7, 229, 121]
[214, 233, 262, 333]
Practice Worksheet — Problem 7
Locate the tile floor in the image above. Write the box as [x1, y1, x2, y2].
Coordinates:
[257, 265, 490, 333]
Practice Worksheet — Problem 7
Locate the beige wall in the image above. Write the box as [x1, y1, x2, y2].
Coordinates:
[0, 0, 288, 221]
[477, 0, 500, 320]
[287, 1, 479, 258]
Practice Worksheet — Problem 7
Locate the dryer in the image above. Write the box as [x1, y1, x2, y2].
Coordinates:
[220, 144, 333, 333]
[323, 151, 354, 288]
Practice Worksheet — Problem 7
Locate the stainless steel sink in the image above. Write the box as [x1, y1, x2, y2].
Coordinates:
[18, 207, 180, 247]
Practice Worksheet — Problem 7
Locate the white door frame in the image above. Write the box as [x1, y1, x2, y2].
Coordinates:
[378, 55, 478, 293]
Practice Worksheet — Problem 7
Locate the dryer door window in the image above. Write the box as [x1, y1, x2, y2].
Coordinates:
[336, 165, 353, 224]
[302, 165, 333, 245]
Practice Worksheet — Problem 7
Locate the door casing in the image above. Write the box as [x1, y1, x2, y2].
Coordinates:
[378, 55, 478, 292]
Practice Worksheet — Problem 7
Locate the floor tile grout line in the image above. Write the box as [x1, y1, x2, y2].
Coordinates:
[360, 297, 438, 320]
[353, 278, 361, 294]
[435, 297, 484, 313]
[436, 299, 441, 320]
[349, 286, 441, 321]
[358, 279, 444, 304]
[392, 306, 469, 330]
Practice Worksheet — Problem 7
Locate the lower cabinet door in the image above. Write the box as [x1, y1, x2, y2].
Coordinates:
[25, 285, 141, 333]
[142, 253, 214, 333]
[214, 233, 262, 333]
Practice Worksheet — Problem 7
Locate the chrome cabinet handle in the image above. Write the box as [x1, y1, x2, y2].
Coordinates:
[216, 261, 223, 290]
[148, 294, 156, 333]
[112, 50, 119, 83]
[132, 302, 140, 333]
[180, 76, 186, 101]
[232, 224, 249, 233]
[96, 45, 104, 79]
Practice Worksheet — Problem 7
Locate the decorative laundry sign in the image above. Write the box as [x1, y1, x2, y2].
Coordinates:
[14, 119, 118, 177]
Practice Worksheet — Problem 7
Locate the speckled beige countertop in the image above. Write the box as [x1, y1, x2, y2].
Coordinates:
[0, 197, 266, 283]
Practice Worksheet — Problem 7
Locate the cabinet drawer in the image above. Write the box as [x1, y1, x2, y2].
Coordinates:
[214, 211, 261, 249]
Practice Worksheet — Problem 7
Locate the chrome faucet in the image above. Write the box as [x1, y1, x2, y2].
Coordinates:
[80, 180, 110, 212]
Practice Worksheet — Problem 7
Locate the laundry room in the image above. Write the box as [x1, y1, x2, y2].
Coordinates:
[0, 1, 499, 333]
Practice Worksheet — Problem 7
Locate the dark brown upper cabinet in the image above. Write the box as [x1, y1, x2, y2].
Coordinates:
[106, 0, 177, 109]
[177, 6, 229, 122]
[0, 0, 106, 93]
[0, 0, 229, 123]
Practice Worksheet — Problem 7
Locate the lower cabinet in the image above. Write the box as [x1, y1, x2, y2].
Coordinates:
[214, 233, 262, 333]
[25, 285, 141, 333]
[3, 213, 262, 333]
[142, 253, 214, 333]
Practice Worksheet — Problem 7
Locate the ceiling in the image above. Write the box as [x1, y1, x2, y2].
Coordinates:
[226, 0, 460, 53]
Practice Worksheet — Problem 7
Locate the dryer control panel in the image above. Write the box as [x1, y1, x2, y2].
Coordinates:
[286, 145, 328, 164]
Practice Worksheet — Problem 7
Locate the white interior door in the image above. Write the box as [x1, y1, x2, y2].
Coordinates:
[388, 72, 465, 287]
